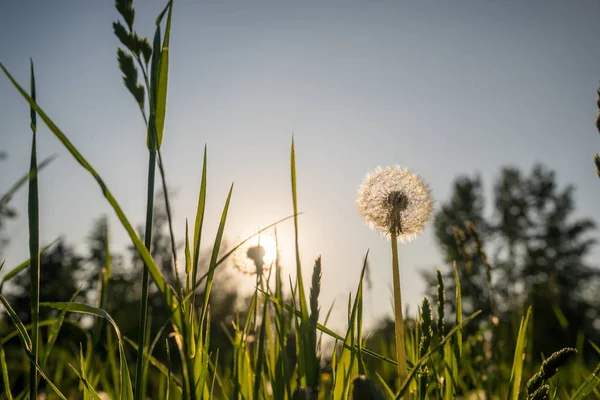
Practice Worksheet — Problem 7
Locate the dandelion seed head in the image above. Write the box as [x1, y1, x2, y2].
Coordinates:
[357, 165, 434, 242]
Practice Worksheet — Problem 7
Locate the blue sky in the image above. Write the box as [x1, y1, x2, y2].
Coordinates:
[1, 0, 600, 332]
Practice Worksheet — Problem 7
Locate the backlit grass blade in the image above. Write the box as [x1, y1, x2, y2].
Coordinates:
[68, 364, 102, 400]
[187, 213, 297, 300]
[41, 290, 81, 369]
[155, 0, 172, 148]
[123, 337, 183, 390]
[290, 137, 314, 389]
[0, 63, 182, 327]
[394, 310, 482, 400]
[135, 146, 156, 400]
[0, 239, 58, 290]
[1, 348, 12, 400]
[253, 297, 269, 399]
[452, 262, 462, 361]
[0, 294, 67, 400]
[40, 302, 134, 400]
[258, 287, 399, 366]
[0, 154, 56, 209]
[506, 307, 532, 400]
[333, 254, 368, 400]
[192, 145, 207, 298]
[157, 150, 180, 293]
[27, 58, 40, 400]
[201, 183, 233, 319]
[572, 362, 600, 400]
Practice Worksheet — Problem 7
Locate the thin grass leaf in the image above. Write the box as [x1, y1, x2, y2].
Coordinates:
[27, 58, 40, 400]
[0, 319, 83, 347]
[452, 262, 462, 361]
[394, 310, 482, 400]
[41, 289, 81, 369]
[0, 294, 67, 400]
[201, 183, 233, 319]
[192, 145, 207, 299]
[0, 347, 13, 400]
[154, 1, 172, 149]
[0, 63, 182, 327]
[0, 154, 56, 209]
[40, 302, 134, 400]
[0, 239, 58, 290]
[333, 254, 369, 400]
[571, 362, 600, 400]
[506, 307, 532, 400]
[68, 364, 102, 400]
[258, 288, 399, 366]
[187, 213, 297, 300]
[123, 336, 183, 390]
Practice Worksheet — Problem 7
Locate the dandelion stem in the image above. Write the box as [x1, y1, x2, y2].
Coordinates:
[391, 231, 408, 391]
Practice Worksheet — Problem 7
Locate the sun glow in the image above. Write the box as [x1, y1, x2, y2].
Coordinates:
[233, 230, 278, 275]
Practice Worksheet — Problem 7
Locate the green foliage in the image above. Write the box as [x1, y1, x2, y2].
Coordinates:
[0, 1, 598, 399]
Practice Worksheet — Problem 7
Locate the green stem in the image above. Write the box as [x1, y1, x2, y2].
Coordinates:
[391, 232, 408, 391]
[28, 134, 40, 400]
[135, 150, 156, 399]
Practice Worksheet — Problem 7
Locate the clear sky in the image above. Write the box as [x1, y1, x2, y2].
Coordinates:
[1, 0, 600, 333]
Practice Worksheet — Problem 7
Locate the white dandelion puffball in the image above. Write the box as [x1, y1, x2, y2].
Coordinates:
[357, 165, 434, 242]
[233, 231, 277, 275]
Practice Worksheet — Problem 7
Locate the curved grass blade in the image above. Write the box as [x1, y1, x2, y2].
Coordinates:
[1, 348, 12, 400]
[201, 183, 233, 319]
[258, 287, 398, 366]
[123, 337, 183, 390]
[184, 213, 297, 304]
[506, 307, 532, 400]
[0, 239, 58, 290]
[394, 310, 482, 400]
[572, 362, 600, 400]
[40, 302, 134, 400]
[68, 364, 102, 400]
[41, 289, 81, 369]
[0, 294, 66, 400]
[0, 63, 182, 328]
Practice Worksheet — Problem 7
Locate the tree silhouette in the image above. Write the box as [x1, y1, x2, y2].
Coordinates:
[426, 163, 598, 358]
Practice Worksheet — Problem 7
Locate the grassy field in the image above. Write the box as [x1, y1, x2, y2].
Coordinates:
[1, 1, 599, 399]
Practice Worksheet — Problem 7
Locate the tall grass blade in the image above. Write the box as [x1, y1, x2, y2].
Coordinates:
[41, 290, 80, 369]
[0, 294, 66, 400]
[506, 307, 532, 400]
[201, 183, 233, 319]
[155, 1, 172, 148]
[394, 310, 482, 400]
[1, 348, 13, 400]
[135, 147, 156, 400]
[571, 362, 600, 400]
[0, 239, 58, 290]
[40, 302, 134, 400]
[27, 58, 40, 400]
[0, 63, 182, 327]
[0, 154, 55, 209]
[192, 145, 207, 298]
[68, 364, 102, 400]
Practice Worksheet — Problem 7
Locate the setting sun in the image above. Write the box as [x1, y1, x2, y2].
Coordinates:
[233, 230, 278, 274]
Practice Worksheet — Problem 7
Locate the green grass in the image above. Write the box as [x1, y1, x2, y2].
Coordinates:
[0, 1, 599, 399]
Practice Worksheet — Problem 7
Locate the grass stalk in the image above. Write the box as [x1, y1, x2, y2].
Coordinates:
[134, 149, 156, 399]
[27, 58, 40, 400]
